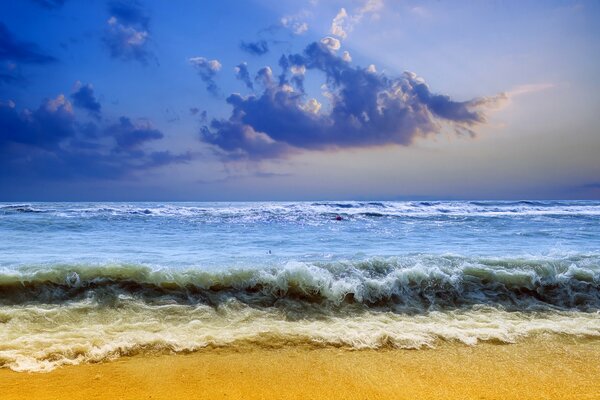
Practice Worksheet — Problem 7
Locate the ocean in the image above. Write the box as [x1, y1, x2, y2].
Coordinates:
[1, 200, 599, 372]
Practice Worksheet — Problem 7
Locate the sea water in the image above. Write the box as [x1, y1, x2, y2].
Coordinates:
[0, 201, 599, 371]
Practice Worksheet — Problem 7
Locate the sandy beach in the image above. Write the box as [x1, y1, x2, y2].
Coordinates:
[2, 338, 599, 400]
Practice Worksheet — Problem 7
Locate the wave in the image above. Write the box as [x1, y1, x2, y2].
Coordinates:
[1, 201, 599, 220]
[1, 255, 599, 311]
[1, 256, 599, 372]
[0, 205, 44, 213]
[1, 300, 599, 372]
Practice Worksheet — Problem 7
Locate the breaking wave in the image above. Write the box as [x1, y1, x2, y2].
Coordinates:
[1, 255, 599, 311]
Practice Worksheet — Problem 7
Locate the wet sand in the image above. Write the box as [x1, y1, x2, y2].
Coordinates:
[2, 338, 600, 400]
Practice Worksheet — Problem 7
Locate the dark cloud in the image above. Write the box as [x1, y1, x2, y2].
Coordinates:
[189, 108, 208, 122]
[582, 183, 600, 189]
[0, 67, 23, 84]
[0, 96, 74, 150]
[108, 116, 163, 150]
[0, 26, 56, 81]
[0, 92, 189, 182]
[0, 22, 56, 81]
[29, 0, 67, 9]
[70, 82, 101, 118]
[104, 1, 153, 64]
[201, 39, 504, 159]
[189, 57, 221, 96]
[240, 40, 269, 56]
[235, 62, 253, 90]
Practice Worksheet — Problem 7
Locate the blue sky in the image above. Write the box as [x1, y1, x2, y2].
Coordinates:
[1, 0, 599, 200]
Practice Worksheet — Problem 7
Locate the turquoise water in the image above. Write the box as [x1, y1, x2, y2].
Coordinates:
[1, 201, 599, 371]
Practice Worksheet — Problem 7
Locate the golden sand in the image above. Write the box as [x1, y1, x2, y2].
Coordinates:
[2, 338, 600, 400]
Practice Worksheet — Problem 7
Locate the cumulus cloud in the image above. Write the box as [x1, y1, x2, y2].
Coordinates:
[200, 40, 502, 160]
[0, 91, 189, 181]
[320, 36, 341, 52]
[104, 0, 153, 64]
[0, 94, 74, 149]
[330, 0, 383, 39]
[240, 40, 269, 56]
[330, 8, 349, 39]
[235, 62, 253, 90]
[0, 22, 56, 83]
[70, 81, 101, 118]
[189, 57, 222, 96]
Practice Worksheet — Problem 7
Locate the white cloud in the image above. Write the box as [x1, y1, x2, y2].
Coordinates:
[320, 36, 341, 52]
[330, 0, 384, 40]
[189, 57, 222, 71]
[330, 8, 349, 39]
[281, 15, 309, 35]
[45, 94, 73, 114]
[291, 65, 306, 75]
[507, 83, 555, 97]
[302, 98, 322, 114]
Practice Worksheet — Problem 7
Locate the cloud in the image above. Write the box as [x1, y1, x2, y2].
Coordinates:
[200, 39, 502, 160]
[581, 182, 600, 189]
[0, 92, 189, 182]
[0, 94, 74, 149]
[70, 81, 101, 118]
[0, 22, 57, 83]
[108, 116, 163, 149]
[240, 40, 269, 56]
[330, 8, 349, 39]
[189, 57, 221, 96]
[320, 36, 341, 51]
[330, 0, 383, 39]
[235, 62, 253, 90]
[104, 0, 153, 64]
[0, 66, 21, 84]
[507, 83, 555, 97]
[29, 0, 67, 9]
[280, 15, 309, 35]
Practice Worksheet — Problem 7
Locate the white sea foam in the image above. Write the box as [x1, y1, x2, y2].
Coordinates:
[1, 300, 599, 372]
[2, 201, 600, 220]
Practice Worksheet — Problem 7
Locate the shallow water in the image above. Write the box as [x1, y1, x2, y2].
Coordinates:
[1, 201, 599, 371]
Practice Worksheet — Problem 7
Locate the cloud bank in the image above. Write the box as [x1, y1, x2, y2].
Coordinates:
[201, 39, 504, 159]
[0, 88, 189, 181]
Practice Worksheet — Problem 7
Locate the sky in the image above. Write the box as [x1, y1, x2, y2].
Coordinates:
[0, 0, 599, 201]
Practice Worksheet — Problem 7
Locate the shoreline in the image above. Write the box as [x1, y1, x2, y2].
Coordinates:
[2, 337, 600, 399]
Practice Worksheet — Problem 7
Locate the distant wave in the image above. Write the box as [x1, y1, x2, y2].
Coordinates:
[1, 255, 598, 311]
[1, 201, 600, 221]
[0, 205, 44, 213]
